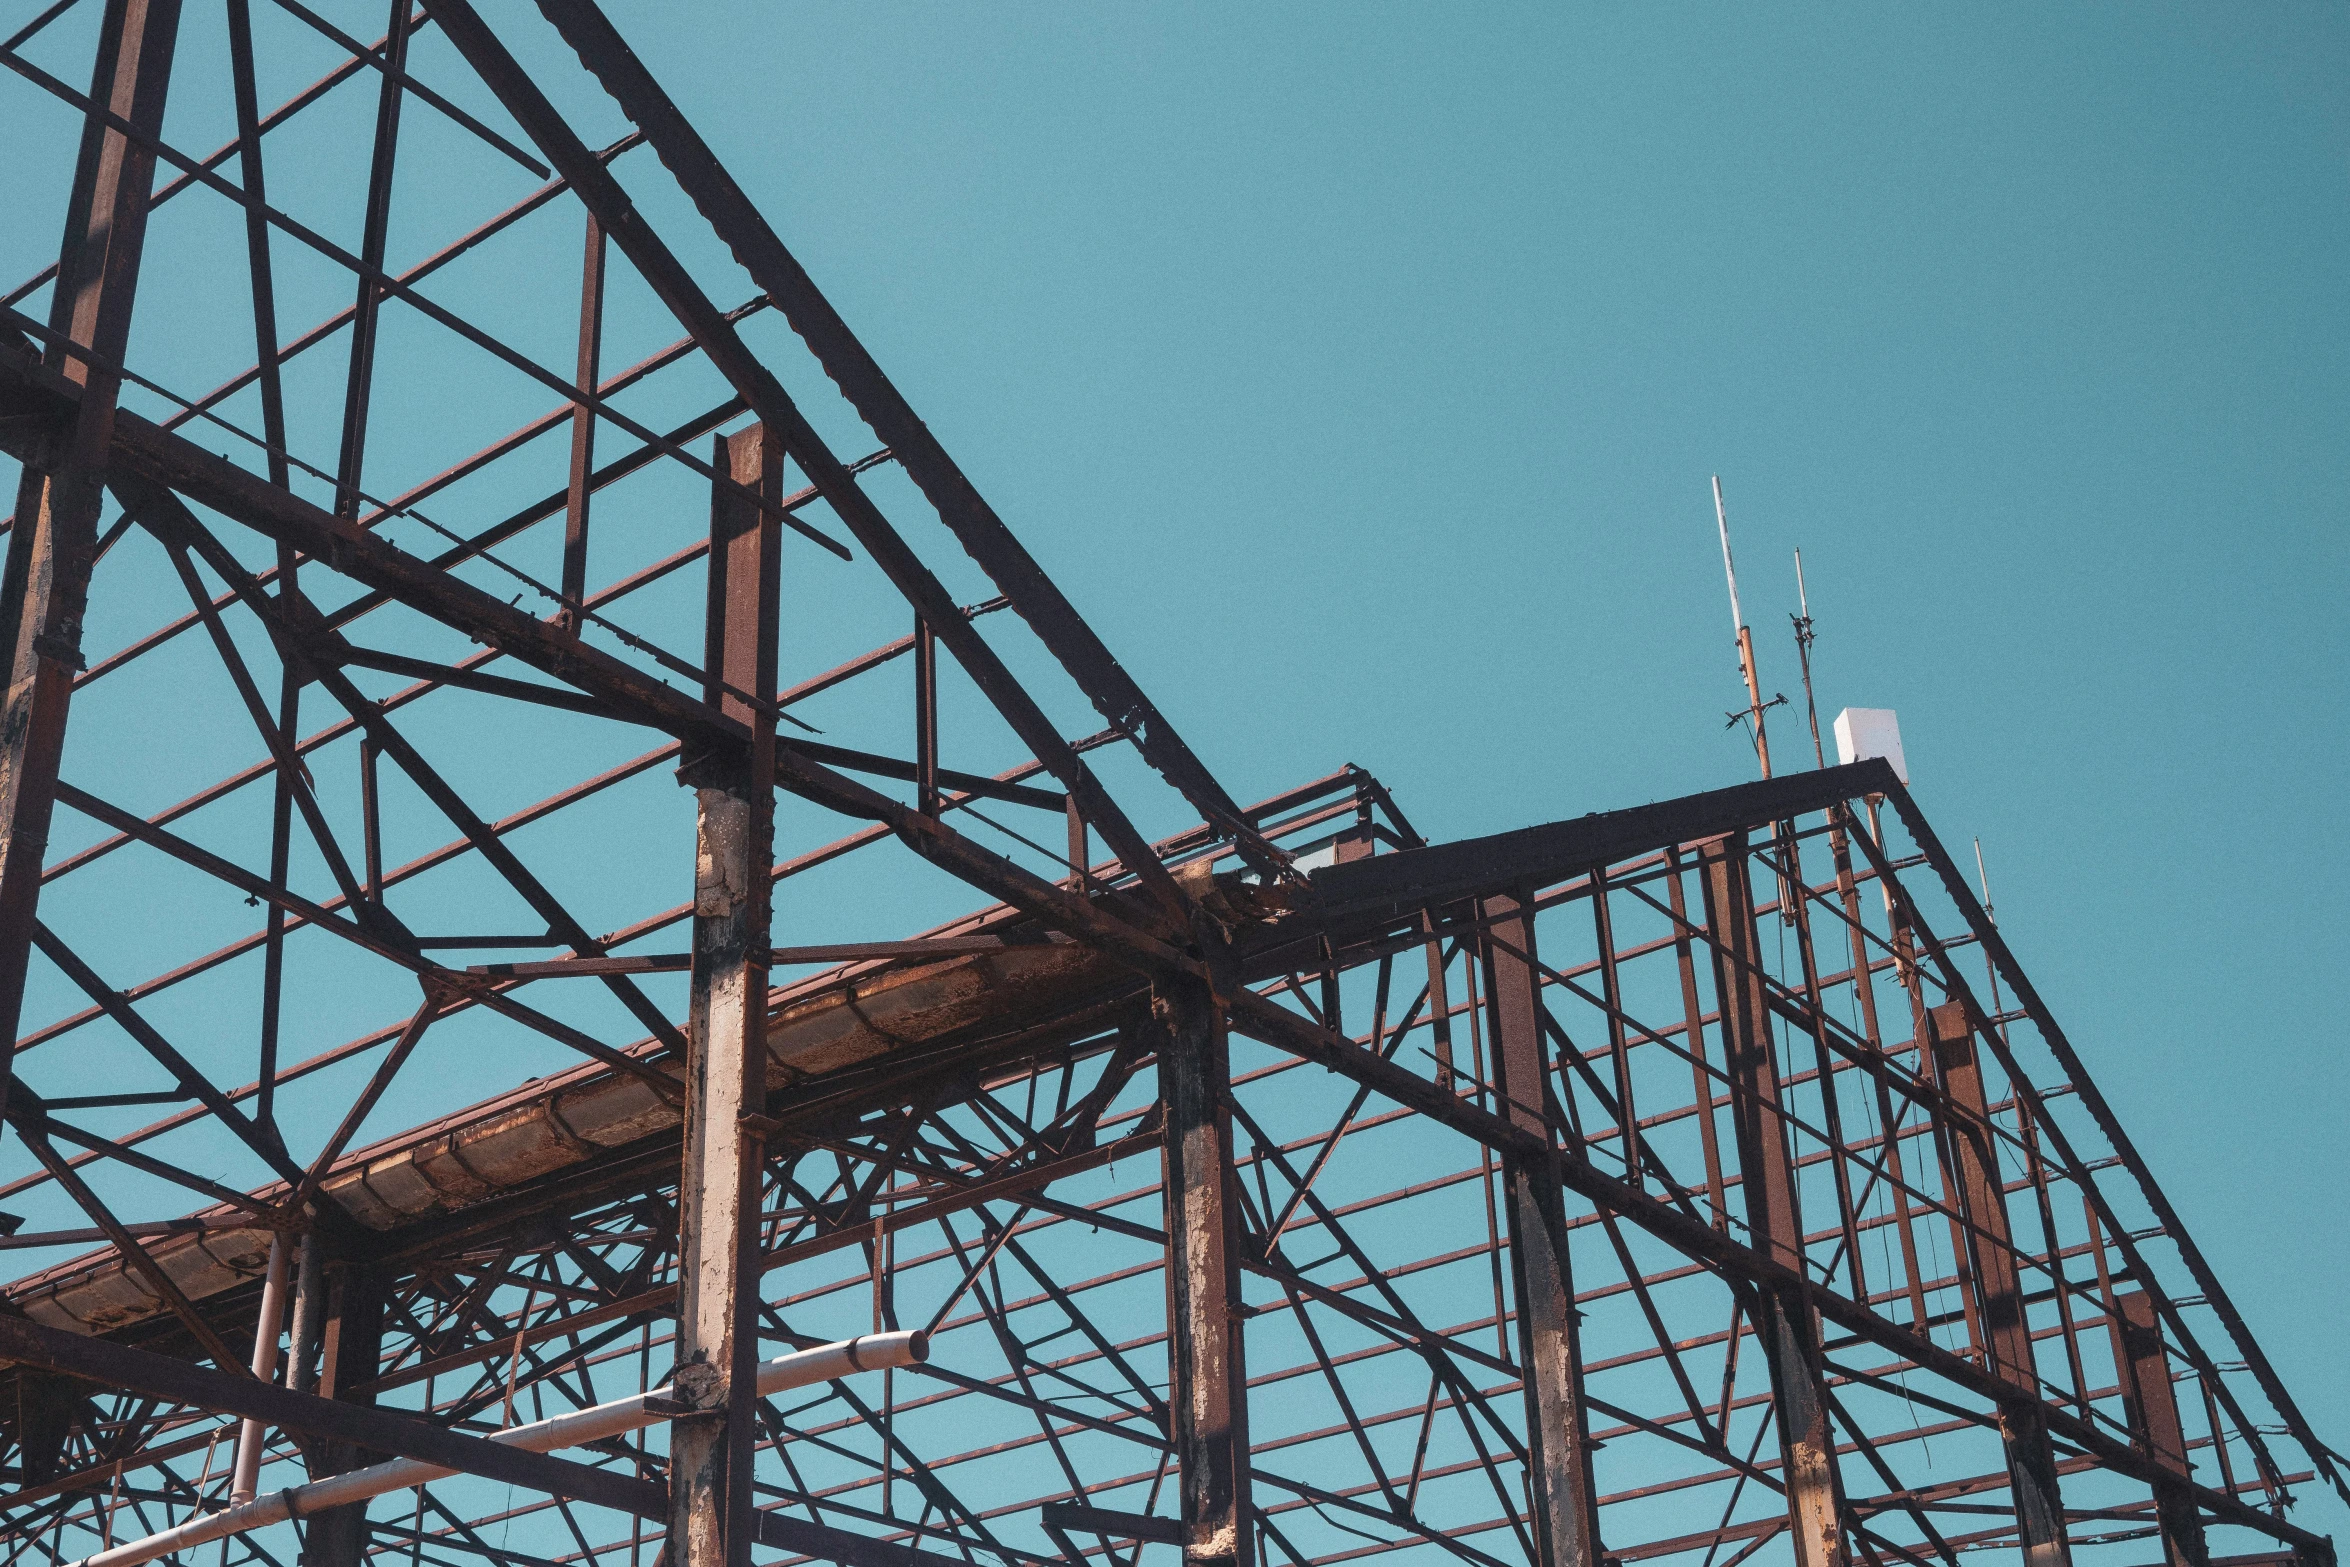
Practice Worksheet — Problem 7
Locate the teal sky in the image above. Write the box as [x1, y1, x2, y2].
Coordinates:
[598, 1, 2347, 1528]
[1, 0, 2342, 1543]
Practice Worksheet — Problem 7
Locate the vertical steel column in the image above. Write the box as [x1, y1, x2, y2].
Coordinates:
[914, 614, 939, 817]
[673, 425, 781, 1567]
[330, 0, 412, 521]
[227, 1231, 291, 1504]
[1664, 851, 1729, 1231]
[297, 1257, 389, 1567]
[1477, 890, 1599, 1567]
[0, 0, 180, 1119]
[1928, 1003, 2071, 1567]
[2109, 1291, 2209, 1567]
[230, 0, 299, 1151]
[559, 214, 607, 629]
[1696, 837, 1848, 1567]
[1156, 978, 1252, 1567]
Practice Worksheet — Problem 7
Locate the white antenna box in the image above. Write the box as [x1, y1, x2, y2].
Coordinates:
[1833, 708, 1909, 785]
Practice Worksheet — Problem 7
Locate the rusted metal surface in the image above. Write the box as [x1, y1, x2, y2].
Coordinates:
[1932, 1003, 2072, 1567]
[1699, 838, 1849, 1567]
[1479, 891, 1599, 1567]
[0, 12, 2335, 1567]
[1154, 979, 1251, 1567]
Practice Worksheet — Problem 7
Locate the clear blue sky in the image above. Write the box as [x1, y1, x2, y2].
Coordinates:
[596, 0, 2347, 1528]
[4, 0, 2343, 1541]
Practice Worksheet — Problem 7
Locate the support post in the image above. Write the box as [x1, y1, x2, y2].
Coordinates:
[1478, 891, 1600, 1567]
[297, 1255, 389, 1567]
[2110, 1291, 2210, 1567]
[228, 1229, 290, 1504]
[1929, 1002, 2072, 1567]
[559, 213, 606, 629]
[1697, 836, 1849, 1567]
[1156, 978, 1252, 1567]
[914, 613, 939, 817]
[0, 0, 180, 1122]
[673, 424, 781, 1567]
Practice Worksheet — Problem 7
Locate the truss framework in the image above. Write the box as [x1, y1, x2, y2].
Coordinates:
[0, 9, 2336, 1567]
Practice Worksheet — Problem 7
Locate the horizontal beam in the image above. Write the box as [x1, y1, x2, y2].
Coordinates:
[1220, 991, 2327, 1554]
[63, 1334, 925, 1567]
[1040, 1503, 1186, 1546]
[0, 342, 1185, 979]
[1875, 782, 2349, 1511]
[785, 738, 1066, 812]
[467, 934, 1078, 978]
[0, 1313, 661, 1516]
[1303, 760, 1898, 927]
[749, 1509, 996, 1567]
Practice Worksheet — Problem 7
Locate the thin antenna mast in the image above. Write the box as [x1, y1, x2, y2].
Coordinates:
[1972, 835, 2012, 1042]
[1713, 476, 1775, 778]
[1793, 547, 1826, 769]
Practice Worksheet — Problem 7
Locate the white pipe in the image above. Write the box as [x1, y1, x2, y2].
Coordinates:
[1712, 474, 1745, 635]
[227, 1231, 291, 1505]
[71, 1330, 927, 1567]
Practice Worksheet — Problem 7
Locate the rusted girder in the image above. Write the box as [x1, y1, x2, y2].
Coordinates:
[0, 343, 1189, 980]
[1929, 1001, 2072, 1567]
[417, 0, 1201, 927]
[0, 0, 181, 1126]
[1155, 978, 1253, 1567]
[0, 1312, 663, 1516]
[1478, 891, 1601, 1567]
[1697, 835, 1851, 1567]
[669, 424, 782, 1567]
[525, 0, 1287, 884]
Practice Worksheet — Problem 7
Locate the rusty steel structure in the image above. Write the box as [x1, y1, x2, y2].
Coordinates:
[0, 9, 2339, 1567]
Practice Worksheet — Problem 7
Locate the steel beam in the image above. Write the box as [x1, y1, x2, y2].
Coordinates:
[0, 1312, 662, 1515]
[559, 212, 606, 625]
[0, 347, 1186, 974]
[1306, 762, 1897, 931]
[297, 1253, 390, 1567]
[1697, 835, 1850, 1567]
[1228, 931, 2320, 1555]
[1871, 785, 2344, 1510]
[528, 0, 1284, 881]
[670, 425, 782, 1567]
[0, 0, 180, 1127]
[1156, 977, 1252, 1567]
[2110, 1291, 2210, 1567]
[419, 0, 1198, 926]
[1478, 890, 1600, 1567]
[1929, 1001, 2072, 1567]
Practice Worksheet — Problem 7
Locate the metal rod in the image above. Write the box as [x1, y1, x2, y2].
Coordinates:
[227, 1229, 291, 1504]
[69, 1333, 927, 1567]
